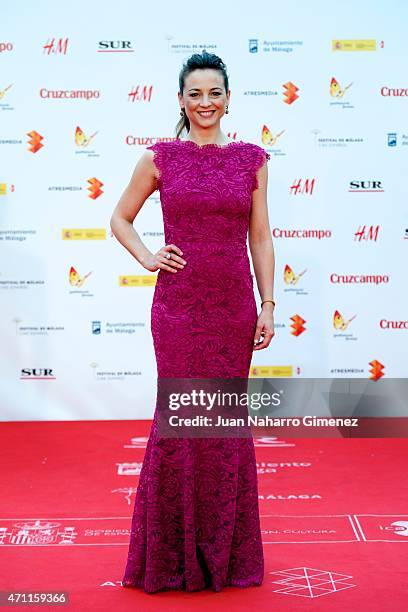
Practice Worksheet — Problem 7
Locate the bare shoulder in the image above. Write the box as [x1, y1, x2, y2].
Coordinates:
[139, 148, 159, 179]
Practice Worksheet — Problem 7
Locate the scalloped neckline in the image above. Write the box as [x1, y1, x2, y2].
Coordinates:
[178, 139, 245, 150]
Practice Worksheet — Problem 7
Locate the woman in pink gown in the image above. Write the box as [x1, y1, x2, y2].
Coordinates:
[111, 49, 276, 594]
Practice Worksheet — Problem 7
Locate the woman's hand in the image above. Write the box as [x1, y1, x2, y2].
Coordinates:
[143, 244, 187, 273]
[253, 304, 275, 350]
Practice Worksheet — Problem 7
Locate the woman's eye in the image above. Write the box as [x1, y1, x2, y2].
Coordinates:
[189, 92, 222, 97]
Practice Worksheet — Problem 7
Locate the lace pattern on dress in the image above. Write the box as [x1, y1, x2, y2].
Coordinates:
[146, 140, 270, 194]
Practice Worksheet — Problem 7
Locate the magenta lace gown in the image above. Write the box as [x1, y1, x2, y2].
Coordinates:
[121, 139, 270, 593]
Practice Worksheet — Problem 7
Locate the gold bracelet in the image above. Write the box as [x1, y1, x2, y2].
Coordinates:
[261, 299, 276, 308]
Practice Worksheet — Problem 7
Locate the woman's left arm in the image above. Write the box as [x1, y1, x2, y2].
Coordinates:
[248, 159, 276, 350]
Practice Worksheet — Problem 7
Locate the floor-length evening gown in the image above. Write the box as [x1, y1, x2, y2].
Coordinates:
[121, 138, 271, 593]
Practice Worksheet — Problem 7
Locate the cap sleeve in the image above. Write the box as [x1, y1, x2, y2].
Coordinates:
[146, 142, 163, 191]
[252, 145, 271, 191]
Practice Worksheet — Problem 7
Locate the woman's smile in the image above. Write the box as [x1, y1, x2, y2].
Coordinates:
[197, 110, 216, 117]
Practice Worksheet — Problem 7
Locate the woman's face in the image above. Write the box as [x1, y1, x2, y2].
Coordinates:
[179, 68, 230, 128]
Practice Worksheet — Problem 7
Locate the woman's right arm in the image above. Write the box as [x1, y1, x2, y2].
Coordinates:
[110, 151, 158, 270]
[110, 151, 186, 273]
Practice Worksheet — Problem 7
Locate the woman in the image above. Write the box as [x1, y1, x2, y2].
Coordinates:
[111, 49, 276, 593]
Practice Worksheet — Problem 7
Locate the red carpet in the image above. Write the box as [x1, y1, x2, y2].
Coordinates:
[1, 421, 406, 611]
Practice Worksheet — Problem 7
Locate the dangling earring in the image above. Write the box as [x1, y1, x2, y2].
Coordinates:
[180, 109, 185, 116]
[225, 105, 229, 114]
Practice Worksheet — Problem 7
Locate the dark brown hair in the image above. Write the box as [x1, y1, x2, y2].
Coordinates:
[175, 49, 229, 138]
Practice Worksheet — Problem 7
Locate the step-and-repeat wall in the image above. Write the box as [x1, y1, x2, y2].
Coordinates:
[1, 1, 406, 419]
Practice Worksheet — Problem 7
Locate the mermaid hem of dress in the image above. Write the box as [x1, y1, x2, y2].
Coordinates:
[121, 572, 264, 594]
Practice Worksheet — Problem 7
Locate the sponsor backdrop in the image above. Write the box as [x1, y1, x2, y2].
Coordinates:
[1, 0, 406, 419]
